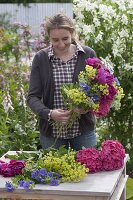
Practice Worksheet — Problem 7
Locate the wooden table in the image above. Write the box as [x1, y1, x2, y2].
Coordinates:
[0, 151, 129, 200]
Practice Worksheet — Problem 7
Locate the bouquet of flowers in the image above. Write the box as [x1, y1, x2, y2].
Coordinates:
[1, 147, 88, 192]
[62, 57, 124, 118]
[52, 57, 124, 133]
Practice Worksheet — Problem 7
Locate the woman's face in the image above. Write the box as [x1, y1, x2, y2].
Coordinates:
[49, 28, 73, 54]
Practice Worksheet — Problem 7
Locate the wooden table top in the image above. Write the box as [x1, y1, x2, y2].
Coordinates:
[0, 151, 129, 197]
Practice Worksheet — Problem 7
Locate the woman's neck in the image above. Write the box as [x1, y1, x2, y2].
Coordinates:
[54, 44, 76, 62]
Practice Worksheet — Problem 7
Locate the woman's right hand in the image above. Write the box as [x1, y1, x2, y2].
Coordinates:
[51, 109, 71, 124]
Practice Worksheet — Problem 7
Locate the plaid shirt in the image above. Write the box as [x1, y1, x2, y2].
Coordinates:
[48, 44, 84, 139]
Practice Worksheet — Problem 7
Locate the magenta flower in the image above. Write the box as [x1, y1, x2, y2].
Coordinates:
[94, 98, 112, 117]
[95, 67, 106, 84]
[85, 58, 103, 69]
[107, 85, 117, 100]
[0, 160, 25, 177]
[76, 140, 125, 173]
[76, 148, 102, 173]
[101, 140, 125, 171]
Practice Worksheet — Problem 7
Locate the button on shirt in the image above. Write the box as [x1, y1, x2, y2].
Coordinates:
[48, 44, 85, 139]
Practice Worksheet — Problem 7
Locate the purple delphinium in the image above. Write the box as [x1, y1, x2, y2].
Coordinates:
[18, 180, 25, 187]
[39, 168, 47, 177]
[47, 171, 54, 178]
[50, 178, 60, 186]
[5, 182, 14, 192]
[31, 170, 39, 179]
[22, 181, 33, 191]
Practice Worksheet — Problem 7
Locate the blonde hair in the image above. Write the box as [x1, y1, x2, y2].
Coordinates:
[44, 13, 78, 43]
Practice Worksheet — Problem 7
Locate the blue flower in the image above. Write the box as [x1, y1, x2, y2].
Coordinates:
[92, 93, 99, 101]
[31, 170, 39, 179]
[50, 178, 59, 186]
[35, 176, 44, 183]
[23, 181, 33, 191]
[5, 182, 14, 192]
[39, 168, 47, 177]
[79, 82, 91, 95]
[47, 171, 54, 177]
[18, 180, 25, 187]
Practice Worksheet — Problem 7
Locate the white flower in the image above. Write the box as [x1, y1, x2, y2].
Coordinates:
[121, 14, 128, 25]
[126, 143, 131, 150]
[16, 86, 26, 108]
[93, 18, 100, 27]
[95, 32, 103, 43]
[125, 63, 133, 71]
[98, 4, 109, 19]
[118, 29, 129, 38]
[82, 24, 95, 35]
[100, 56, 114, 73]
[127, 93, 132, 100]
[2, 92, 14, 113]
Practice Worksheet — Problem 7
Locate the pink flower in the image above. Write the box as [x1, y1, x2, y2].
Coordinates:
[76, 148, 102, 173]
[101, 140, 125, 171]
[85, 58, 103, 69]
[94, 66, 115, 85]
[76, 140, 125, 173]
[106, 85, 117, 101]
[94, 98, 112, 117]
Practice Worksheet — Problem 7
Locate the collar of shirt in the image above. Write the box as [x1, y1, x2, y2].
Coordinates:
[47, 43, 85, 60]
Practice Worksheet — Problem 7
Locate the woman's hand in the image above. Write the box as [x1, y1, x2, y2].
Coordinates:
[51, 109, 71, 124]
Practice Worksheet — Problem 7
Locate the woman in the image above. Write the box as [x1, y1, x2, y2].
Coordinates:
[27, 13, 97, 150]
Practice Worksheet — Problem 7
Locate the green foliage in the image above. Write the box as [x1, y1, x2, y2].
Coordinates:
[126, 178, 133, 200]
[73, 0, 133, 177]
[0, 25, 40, 157]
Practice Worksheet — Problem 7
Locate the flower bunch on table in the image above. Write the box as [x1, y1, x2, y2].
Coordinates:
[0, 140, 126, 192]
[76, 140, 126, 173]
[0, 147, 88, 192]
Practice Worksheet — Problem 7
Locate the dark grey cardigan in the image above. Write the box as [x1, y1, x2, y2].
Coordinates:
[27, 46, 97, 136]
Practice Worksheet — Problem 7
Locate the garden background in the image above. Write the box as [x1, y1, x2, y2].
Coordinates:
[0, 0, 133, 199]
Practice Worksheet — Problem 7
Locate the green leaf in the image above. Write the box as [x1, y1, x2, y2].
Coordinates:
[126, 178, 133, 199]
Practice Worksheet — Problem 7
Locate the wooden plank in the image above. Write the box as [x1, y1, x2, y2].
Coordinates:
[0, 192, 109, 200]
